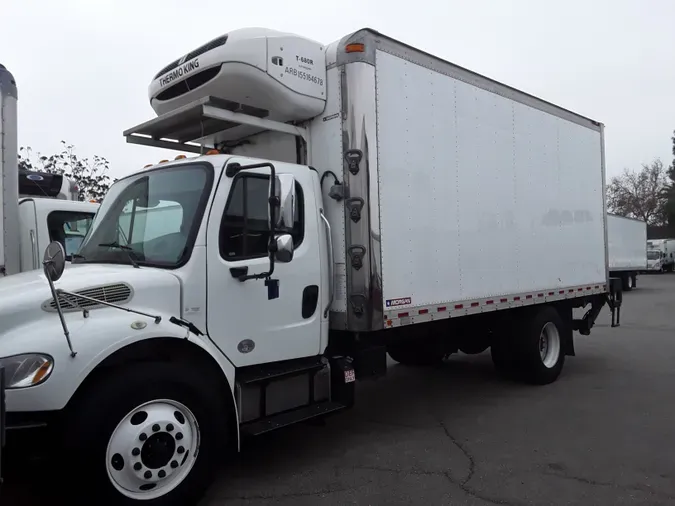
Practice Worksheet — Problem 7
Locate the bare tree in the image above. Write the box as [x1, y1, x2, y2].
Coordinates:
[606, 159, 668, 225]
[18, 140, 114, 202]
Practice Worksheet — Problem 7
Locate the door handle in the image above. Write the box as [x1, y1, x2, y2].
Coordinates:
[230, 266, 248, 280]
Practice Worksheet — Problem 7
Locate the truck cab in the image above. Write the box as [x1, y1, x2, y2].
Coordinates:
[646, 239, 675, 273]
[70, 153, 327, 361]
[18, 198, 96, 270]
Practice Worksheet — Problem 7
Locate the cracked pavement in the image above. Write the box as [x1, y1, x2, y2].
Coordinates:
[5, 274, 675, 505]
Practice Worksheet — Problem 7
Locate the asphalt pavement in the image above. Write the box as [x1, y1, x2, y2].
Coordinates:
[4, 274, 675, 505]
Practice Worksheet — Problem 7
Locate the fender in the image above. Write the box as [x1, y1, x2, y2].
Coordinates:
[3, 308, 237, 428]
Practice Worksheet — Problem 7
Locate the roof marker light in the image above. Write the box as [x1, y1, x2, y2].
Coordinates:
[345, 43, 365, 53]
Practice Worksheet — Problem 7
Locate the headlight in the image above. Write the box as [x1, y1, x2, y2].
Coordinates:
[0, 354, 54, 389]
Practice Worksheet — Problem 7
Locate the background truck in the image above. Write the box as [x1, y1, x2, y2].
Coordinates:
[0, 64, 98, 277]
[607, 214, 647, 290]
[0, 28, 621, 505]
[646, 238, 675, 273]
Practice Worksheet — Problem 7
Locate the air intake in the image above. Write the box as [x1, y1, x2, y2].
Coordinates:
[42, 283, 133, 312]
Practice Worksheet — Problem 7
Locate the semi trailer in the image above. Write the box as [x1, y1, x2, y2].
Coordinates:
[0, 64, 99, 277]
[0, 28, 621, 505]
[607, 214, 647, 290]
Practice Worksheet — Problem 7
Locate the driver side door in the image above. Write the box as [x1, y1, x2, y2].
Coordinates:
[205, 159, 323, 367]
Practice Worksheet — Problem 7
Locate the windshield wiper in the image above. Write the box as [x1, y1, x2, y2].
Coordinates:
[98, 242, 140, 269]
[70, 253, 86, 263]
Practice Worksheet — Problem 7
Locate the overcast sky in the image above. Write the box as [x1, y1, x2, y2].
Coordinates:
[2, 0, 673, 180]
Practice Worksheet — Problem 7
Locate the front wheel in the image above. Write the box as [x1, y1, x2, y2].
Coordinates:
[59, 362, 229, 505]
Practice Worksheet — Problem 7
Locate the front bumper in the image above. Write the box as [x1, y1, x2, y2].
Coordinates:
[2, 409, 61, 475]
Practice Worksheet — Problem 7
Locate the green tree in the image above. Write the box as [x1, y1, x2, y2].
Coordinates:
[18, 140, 114, 202]
[606, 159, 668, 225]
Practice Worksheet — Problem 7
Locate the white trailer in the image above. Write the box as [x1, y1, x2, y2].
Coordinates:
[646, 238, 675, 273]
[0, 64, 99, 277]
[607, 214, 647, 290]
[0, 29, 622, 504]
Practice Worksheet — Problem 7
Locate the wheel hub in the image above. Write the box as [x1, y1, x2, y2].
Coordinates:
[106, 400, 200, 500]
[538, 322, 561, 369]
[141, 431, 177, 469]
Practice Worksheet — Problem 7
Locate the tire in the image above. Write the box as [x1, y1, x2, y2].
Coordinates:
[387, 338, 446, 366]
[512, 306, 566, 385]
[622, 274, 633, 292]
[631, 274, 637, 289]
[57, 361, 229, 505]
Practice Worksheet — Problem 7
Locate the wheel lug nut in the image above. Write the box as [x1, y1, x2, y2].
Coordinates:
[134, 463, 142, 471]
[171, 460, 179, 469]
[158, 469, 166, 478]
[166, 423, 174, 432]
[152, 424, 160, 432]
[144, 470, 152, 479]
[176, 433, 183, 440]
[177, 446, 185, 454]
[132, 447, 140, 456]
[139, 432, 147, 441]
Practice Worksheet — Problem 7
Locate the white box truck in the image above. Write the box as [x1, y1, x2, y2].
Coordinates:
[0, 29, 622, 504]
[646, 238, 675, 273]
[607, 214, 647, 290]
[0, 64, 99, 277]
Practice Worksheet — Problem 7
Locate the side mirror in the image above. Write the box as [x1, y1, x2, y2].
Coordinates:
[269, 174, 296, 231]
[274, 234, 294, 263]
[43, 241, 66, 282]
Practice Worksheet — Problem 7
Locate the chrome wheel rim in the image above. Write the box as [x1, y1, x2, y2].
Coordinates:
[106, 399, 200, 500]
[539, 322, 561, 369]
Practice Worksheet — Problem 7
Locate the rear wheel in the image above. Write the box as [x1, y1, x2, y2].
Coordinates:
[491, 306, 566, 385]
[622, 274, 633, 292]
[58, 362, 229, 505]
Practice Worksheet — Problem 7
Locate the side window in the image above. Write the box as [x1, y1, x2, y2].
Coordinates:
[47, 211, 95, 258]
[219, 174, 304, 260]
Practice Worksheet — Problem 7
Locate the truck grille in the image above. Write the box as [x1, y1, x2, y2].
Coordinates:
[153, 35, 229, 80]
[43, 283, 133, 312]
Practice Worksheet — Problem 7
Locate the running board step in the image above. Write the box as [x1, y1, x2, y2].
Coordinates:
[240, 401, 348, 437]
[236, 356, 325, 385]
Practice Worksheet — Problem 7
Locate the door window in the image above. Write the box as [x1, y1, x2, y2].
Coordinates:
[219, 174, 304, 261]
[47, 211, 95, 259]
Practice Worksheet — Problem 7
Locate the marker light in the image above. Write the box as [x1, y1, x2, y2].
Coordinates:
[143, 164, 153, 168]
[175, 154, 187, 160]
[345, 43, 365, 53]
[158, 159, 169, 163]
[205, 149, 220, 155]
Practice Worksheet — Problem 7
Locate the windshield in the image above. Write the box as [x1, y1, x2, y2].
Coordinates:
[647, 250, 661, 260]
[75, 163, 213, 268]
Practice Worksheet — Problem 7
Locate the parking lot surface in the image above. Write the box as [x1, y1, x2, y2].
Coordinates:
[4, 274, 675, 505]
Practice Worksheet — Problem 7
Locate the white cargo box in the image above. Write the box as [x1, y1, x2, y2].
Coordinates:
[607, 214, 647, 271]
[310, 30, 608, 330]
